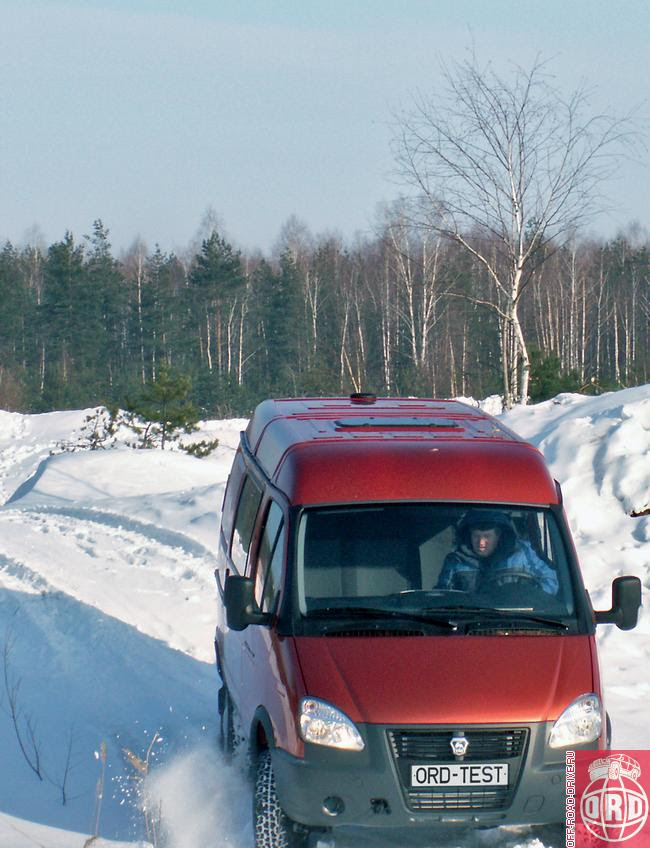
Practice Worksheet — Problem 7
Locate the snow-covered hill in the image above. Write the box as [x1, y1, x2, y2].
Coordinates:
[0, 389, 647, 848]
[501, 386, 650, 751]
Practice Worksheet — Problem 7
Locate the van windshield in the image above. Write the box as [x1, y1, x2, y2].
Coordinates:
[295, 504, 577, 631]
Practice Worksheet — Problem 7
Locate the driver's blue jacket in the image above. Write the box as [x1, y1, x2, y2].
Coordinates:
[437, 540, 559, 595]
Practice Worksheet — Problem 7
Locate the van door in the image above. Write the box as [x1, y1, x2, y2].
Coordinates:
[222, 473, 263, 704]
[216, 450, 245, 636]
[239, 499, 287, 728]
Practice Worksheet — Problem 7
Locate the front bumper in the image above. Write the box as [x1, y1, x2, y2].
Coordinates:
[272, 722, 591, 830]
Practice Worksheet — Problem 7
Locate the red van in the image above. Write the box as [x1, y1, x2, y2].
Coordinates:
[214, 396, 641, 847]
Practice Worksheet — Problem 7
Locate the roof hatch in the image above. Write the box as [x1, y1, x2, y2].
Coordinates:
[334, 417, 462, 430]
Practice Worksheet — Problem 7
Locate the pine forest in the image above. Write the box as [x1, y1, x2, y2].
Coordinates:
[0, 215, 648, 416]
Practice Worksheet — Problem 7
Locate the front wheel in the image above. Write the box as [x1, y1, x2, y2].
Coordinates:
[253, 749, 310, 848]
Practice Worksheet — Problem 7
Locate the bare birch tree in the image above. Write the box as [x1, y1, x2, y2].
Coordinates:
[122, 239, 148, 384]
[394, 56, 633, 406]
[381, 202, 447, 390]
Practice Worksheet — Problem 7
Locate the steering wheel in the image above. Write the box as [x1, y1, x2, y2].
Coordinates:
[480, 569, 544, 590]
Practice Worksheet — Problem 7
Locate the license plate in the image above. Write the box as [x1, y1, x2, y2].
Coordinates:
[411, 763, 509, 787]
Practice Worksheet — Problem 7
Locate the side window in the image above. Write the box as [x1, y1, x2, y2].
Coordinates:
[255, 501, 286, 613]
[221, 450, 246, 545]
[231, 476, 263, 572]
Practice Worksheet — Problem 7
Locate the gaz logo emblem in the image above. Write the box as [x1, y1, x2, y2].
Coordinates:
[450, 735, 469, 756]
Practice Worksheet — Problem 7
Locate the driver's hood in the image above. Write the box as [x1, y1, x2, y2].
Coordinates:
[293, 634, 596, 724]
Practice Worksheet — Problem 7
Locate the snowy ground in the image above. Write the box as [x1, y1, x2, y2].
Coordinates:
[0, 388, 647, 848]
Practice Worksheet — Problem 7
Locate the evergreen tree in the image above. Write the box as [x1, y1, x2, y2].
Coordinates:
[0, 242, 38, 408]
[39, 233, 86, 407]
[248, 254, 302, 395]
[266, 251, 302, 392]
[142, 247, 186, 378]
[84, 220, 128, 397]
[126, 365, 199, 449]
[528, 351, 580, 402]
[187, 231, 245, 386]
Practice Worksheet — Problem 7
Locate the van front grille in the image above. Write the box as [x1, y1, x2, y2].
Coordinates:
[387, 727, 528, 813]
[388, 728, 527, 761]
[407, 787, 511, 811]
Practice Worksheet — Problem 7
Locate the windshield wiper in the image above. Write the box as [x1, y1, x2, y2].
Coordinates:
[305, 606, 458, 630]
[425, 606, 569, 631]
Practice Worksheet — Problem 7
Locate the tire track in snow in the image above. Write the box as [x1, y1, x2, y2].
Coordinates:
[0, 505, 217, 586]
[0, 506, 218, 662]
[0, 552, 52, 594]
[4, 503, 215, 558]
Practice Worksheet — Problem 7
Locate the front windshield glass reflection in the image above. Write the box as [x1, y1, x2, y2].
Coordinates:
[295, 504, 575, 623]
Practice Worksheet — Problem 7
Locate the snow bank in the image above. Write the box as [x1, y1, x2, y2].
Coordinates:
[455, 394, 504, 416]
[501, 386, 650, 747]
[501, 387, 650, 589]
[7, 450, 221, 504]
[502, 386, 650, 519]
[0, 408, 90, 503]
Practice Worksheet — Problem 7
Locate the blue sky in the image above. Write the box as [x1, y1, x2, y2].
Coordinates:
[1, 0, 648, 254]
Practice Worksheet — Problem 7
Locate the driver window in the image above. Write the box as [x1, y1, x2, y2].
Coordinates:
[254, 501, 285, 613]
[231, 476, 263, 572]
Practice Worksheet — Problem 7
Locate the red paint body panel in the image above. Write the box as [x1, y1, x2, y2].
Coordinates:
[244, 397, 558, 506]
[588, 634, 609, 748]
[273, 440, 556, 506]
[240, 628, 306, 756]
[293, 635, 594, 725]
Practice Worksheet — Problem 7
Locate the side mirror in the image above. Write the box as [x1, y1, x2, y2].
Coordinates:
[224, 574, 271, 631]
[594, 576, 642, 631]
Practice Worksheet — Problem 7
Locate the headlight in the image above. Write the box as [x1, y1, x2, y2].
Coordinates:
[299, 697, 365, 751]
[549, 693, 602, 748]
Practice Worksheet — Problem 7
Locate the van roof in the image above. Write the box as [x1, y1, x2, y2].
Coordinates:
[244, 397, 559, 506]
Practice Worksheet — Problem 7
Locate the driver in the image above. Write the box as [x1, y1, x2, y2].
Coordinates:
[436, 510, 559, 595]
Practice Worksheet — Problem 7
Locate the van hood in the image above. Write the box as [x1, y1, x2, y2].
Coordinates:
[293, 634, 596, 725]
